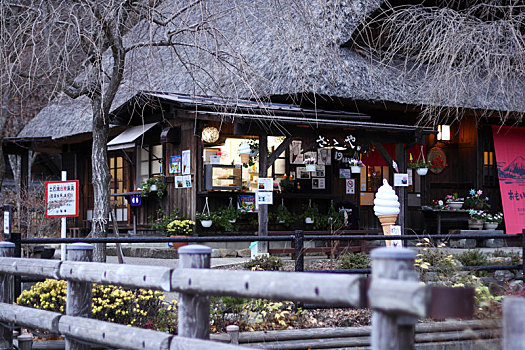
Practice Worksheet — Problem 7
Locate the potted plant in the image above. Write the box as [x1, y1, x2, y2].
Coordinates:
[304, 157, 317, 172]
[408, 160, 432, 176]
[468, 210, 485, 230]
[484, 212, 503, 230]
[150, 208, 182, 233]
[213, 207, 241, 231]
[302, 204, 319, 224]
[464, 189, 491, 210]
[166, 219, 195, 249]
[348, 159, 365, 173]
[196, 212, 213, 228]
[445, 193, 464, 210]
[140, 177, 167, 198]
[276, 204, 295, 228]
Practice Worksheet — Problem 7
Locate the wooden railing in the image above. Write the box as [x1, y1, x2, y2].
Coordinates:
[0, 242, 472, 350]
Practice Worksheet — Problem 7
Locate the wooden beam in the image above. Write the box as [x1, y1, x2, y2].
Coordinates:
[171, 269, 366, 307]
[371, 142, 393, 168]
[258, 133, 269, 253]
[266, 136, 294, 170]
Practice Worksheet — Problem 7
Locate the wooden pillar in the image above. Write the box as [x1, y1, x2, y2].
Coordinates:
[395, 144, 407, 232]
[177, 245, 211, 339]
[20, 150, 29, 237]
[257, 133, 269, 254]
[66, 243, 93, 350]
[0, 242, 14, 350]
[371, 248, 418, 350]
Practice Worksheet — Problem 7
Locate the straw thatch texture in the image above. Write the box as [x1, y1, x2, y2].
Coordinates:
[17, 0, 524, 140]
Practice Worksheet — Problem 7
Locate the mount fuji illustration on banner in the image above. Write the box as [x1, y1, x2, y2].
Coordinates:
[492, 125, 525, 234]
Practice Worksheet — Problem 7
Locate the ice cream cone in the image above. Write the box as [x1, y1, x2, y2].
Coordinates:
[240, 153, 250, 163]
[378, 214, 398, 247]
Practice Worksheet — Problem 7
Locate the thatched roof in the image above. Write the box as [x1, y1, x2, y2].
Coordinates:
[17, 0, 523, 141]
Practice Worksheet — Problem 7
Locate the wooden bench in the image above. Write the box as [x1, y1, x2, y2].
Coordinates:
[268, 230, 380, 259]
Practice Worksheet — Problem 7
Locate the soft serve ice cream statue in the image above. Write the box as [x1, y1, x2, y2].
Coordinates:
[374, 179, 400, 247]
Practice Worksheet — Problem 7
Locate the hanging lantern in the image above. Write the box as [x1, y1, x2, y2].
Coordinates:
[201, 126, 220, 143]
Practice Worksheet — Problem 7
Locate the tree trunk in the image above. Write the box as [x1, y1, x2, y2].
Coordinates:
[0, 92, 10, 191]
[90, 97, 111, 262]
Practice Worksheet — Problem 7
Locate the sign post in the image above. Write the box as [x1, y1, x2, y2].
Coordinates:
[45, 172, 79, 260]
[3, 205, 12, 241]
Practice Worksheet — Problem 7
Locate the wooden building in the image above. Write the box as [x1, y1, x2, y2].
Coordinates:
[5, 0, 523, 236]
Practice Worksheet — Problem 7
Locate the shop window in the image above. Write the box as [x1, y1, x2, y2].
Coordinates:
[138, 144, 163, 185]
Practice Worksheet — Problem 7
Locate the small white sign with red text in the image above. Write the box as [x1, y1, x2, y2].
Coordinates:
[45, 180, 79, 217]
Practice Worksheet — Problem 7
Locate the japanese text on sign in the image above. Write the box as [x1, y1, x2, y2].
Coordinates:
[45, 181, 79, 217]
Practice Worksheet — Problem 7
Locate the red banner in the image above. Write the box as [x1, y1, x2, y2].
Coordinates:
[492, 126, 525, 234]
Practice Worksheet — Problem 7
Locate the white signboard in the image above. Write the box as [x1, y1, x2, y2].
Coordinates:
[45, 181, 79, 217]
[3, 211, 10, 235]
[389, 225, 403, 248]
[255, 190, 273, 205]
[393, 173, 409, 187]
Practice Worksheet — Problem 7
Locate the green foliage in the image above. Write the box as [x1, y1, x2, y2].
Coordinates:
[140, 177, 167, 198]
[415, 238, 502, 313]
[243, 255, 283, 271]
[407, 160, 431, 169]
[314, 205, 345, 231]
[456, 249, 489, 266]
[275, 204, 296, 228]
[336, 252, 371, 269]
[301, 204, 320, 224]
[212, 207, 241, 231]
[491, 249, 522, 265]
[195, 212, 212, 221]
[17, 279, 176, 331]
[166, 219, 195, 236]
[150, 208, 182, 233]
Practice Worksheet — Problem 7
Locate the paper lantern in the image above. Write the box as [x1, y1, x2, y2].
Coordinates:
[201, 126, 220, 143]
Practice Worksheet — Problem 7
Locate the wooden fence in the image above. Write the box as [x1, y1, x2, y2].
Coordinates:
[0, 242, 473, 350]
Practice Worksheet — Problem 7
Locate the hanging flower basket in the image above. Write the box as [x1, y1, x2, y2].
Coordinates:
[351, 166, 362, 174]
[416, 168, 429, 176]
[200, 220, 213, 228]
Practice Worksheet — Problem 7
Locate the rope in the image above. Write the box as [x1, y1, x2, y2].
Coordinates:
[202, 197, 210, 216]
[92, 217, 108, 233]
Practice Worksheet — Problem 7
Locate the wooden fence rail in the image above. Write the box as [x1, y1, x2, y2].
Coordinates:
[0, 242, 472, 350]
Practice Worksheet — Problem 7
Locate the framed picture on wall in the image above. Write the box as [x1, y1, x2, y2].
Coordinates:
[312, 178, 326, 190]
[296, 167, 310, 179]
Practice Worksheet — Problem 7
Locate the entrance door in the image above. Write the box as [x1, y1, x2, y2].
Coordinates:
[109, 154, 131, 223]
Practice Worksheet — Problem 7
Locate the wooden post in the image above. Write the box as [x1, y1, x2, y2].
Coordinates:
[258, 133, 269, 254]
[226, 325, 239, 344]
[0, 242, 14, 350]
[371, 248, 418, 350]
[66, 243, 93, 350]
[395, 144, 407, 232]
[294, 230, 304, 272]
[16, 334, 33, 350]
[503, 297, 525, 350]
[177, 245, 211, 339]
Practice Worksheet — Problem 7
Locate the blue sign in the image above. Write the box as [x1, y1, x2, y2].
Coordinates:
[130, 194, 141, 207]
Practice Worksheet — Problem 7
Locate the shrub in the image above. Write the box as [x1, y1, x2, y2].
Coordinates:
[243, 255, 283, 271]
[337, 252, 370, 270]
[166, 219, 195, 236]
[456, 250, 489, 266]
[491, 249, 522, 265]
[150, 208, 182, 233]
[17, 279, 176, 331]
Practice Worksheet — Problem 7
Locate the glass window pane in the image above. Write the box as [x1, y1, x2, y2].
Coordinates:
[116, 157, 123, 168]
[151, 160, 161, 175]
[274, 158, 285, 174]
[152, 145, 162, 158]
[140, 161, 149, 177]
